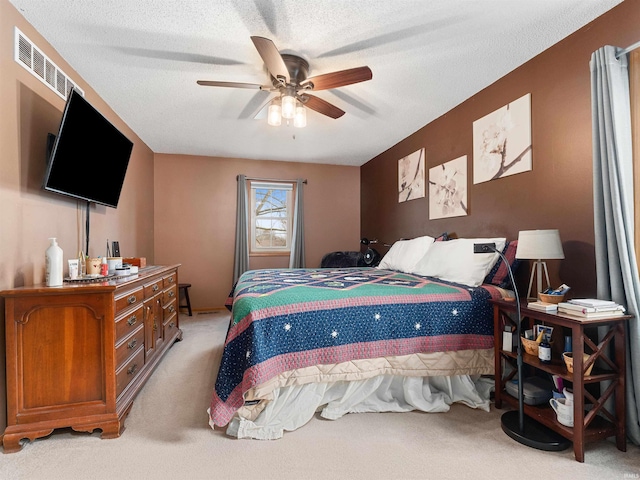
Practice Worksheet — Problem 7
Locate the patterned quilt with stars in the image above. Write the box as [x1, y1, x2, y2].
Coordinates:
[210, 267, 503, 426]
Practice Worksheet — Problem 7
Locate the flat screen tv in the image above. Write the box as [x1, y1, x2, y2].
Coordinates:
[43, 89, 134, 208]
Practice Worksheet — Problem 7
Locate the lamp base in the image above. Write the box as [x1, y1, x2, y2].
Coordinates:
[501, 411, 570, 451]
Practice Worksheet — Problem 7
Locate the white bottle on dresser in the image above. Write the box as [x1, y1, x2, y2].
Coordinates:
[45, 237, 63, 286]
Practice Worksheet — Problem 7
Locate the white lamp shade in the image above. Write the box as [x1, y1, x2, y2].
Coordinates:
[267, 103, 282, 126]
[281, 95, 296, 119]
[515, 229, 565, 260]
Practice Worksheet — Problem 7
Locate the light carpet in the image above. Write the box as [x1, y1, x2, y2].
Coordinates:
[1, 312, 638, 480]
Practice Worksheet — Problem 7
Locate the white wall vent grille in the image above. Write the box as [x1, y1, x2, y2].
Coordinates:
[14, 27, 84, 100]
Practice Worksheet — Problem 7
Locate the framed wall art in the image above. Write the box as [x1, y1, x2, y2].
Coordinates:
[398, 148, 425, 203]
[473, 93, 532, 184]
[429, 155, 468, 219]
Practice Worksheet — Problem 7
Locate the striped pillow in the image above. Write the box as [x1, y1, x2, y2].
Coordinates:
[483, 240, 520, 288]
[434, 232, 450, 242]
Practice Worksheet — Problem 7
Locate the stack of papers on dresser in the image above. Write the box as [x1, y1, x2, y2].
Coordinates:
[557, 299, 625, 319]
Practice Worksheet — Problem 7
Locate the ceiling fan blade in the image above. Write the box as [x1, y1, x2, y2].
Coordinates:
[250, 36, 290, 83]
[252, 94, 278, 120]
[302, 66, 372, 91]
[298, 94, 345, 119]
[197, 80, 269, 90]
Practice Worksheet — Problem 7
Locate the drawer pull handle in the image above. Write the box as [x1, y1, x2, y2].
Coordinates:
[169, 321, 176, 328]
[153, 322, 158, 332]
[152, 284, 159, 292]
[169, 305, 175, 313]
[169, 290, 175, 297]
[127, 315, 137, 326]
[128, 339, 138, 349]
[127, 295, 137, 305]
[127, 364, 138, 375]
[168, 276, 174, 283]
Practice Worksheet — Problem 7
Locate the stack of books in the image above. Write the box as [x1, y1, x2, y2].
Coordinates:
[527, 301, 558, 313]
[557, 299, 626, 319]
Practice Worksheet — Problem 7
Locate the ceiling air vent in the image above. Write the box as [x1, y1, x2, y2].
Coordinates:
[14, 27, 84, 100]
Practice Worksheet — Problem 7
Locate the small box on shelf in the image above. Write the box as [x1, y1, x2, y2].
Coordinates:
[502, 328, 514, 352]
[123, 257, 146, 268]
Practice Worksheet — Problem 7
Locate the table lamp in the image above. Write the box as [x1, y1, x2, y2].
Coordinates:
[515, 229, 565, 301]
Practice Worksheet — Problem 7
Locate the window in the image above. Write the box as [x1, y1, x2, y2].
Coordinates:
[249, 181, 294, 255]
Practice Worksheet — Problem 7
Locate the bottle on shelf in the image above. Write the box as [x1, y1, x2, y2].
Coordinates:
[78, 251, 86, 277]
[538, 334, 552, 363]
[45, 238, 63, 287]
[100, 256, 109, 276]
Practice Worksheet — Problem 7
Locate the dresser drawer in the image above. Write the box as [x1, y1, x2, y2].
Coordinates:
[163, 298, 177, 322]
[115, 325, 145, 368]
[116, 346, 144, 398]
[144, 278, 162, 299]
[115, 305, 144, 344]
[163, 284, 177, 306]
[163, 272, 177, 289]
[115, 287, 143, 316]
[163, 315, 179, 340]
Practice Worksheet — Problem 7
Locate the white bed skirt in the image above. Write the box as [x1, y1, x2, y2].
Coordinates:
[215, 374, 494, 440]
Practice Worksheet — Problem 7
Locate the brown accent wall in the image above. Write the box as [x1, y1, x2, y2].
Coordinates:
[154, 154, 360, 310]
[362, 1, 639, 299]
[0, 0, 156, 433]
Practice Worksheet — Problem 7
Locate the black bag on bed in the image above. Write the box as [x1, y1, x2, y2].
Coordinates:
[320, 248, 380, 268]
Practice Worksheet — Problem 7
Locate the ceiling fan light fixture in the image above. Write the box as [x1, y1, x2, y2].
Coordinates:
[267, 101, 282, 126]
[293, 103, 307, 128]
[281, 94, 296, 119]
[294, 103, 306, 128]
[198, 36, 373, 128]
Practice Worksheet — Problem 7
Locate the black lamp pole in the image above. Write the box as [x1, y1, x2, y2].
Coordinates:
[474, 243, 569, 451]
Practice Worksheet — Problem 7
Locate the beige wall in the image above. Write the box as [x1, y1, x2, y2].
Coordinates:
[154, 154, 361, 310]
[0, 0, 156, 433]
[0, 0, 360, 436]
[362, 0, 639, 299]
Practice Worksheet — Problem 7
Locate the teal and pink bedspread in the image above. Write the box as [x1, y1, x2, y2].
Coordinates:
[210, 267, 503, 426]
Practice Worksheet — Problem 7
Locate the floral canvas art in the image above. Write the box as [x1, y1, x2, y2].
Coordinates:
[429, 155, 468, 219]
[398, 148, 425, 202]
[473, 93, 532, 184]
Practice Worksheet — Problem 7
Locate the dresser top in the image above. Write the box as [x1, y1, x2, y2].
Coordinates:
[1, 264, 180, 297]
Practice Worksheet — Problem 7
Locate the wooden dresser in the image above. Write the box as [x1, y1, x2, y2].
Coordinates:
[1, 265, 182, 453]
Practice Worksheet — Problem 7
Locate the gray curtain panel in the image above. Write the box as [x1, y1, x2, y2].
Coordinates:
[289, 178, 306, 268]
[233, 174, 249, 283]
[590, 45, 640, 444]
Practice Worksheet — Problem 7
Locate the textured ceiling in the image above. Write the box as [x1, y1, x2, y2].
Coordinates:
[10, 0, 622, 166]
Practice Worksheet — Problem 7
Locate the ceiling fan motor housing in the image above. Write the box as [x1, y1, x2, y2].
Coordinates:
[273, 54, 310, 88]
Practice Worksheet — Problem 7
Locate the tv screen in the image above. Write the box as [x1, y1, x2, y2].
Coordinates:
[43, 89, 134, 208]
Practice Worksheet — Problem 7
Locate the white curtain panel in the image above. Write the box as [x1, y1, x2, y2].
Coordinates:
[590, 45, 640, 444]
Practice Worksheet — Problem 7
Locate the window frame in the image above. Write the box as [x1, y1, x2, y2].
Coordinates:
[248, 180, 295, 256]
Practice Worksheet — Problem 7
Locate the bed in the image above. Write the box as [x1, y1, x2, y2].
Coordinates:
[209, 236, 518, 439]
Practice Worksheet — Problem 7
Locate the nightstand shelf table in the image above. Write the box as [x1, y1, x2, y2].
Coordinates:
[491, 299, 630, 462]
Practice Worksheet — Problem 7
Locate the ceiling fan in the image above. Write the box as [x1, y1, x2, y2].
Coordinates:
[197, 36, 372, 122]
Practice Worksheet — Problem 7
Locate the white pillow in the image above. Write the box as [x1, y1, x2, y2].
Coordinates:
[376, 235, 435, 273]
[411, 237, 506, 287]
